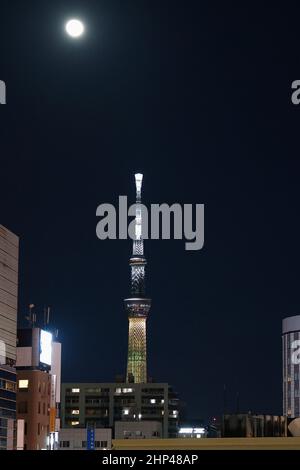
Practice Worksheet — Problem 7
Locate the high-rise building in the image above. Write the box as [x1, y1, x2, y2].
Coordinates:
[282, 315, 300, 417]
[16, 327, 61, 450]
[0, 225, 19, 450]
[125, 173, 151, 383]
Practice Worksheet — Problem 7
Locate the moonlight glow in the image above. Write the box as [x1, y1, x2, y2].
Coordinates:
[65, 19, 85, 38]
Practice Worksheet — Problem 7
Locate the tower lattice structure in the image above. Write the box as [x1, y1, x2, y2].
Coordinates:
[125, 173, 151, 383]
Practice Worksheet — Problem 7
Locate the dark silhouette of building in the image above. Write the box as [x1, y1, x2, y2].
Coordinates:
[222, 413, 287, 437]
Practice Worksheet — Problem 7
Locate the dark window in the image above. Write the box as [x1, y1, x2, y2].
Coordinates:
[38, 423, 40, 435]
[100, 440, 108, 448]
[0, 408, 15, 418]
[95, 441, 100, 448]
[18, 401, 28, 414]
[24, 421, 27, 436]
[38, 402, 41, 414]
[82, 441, 87, 448]
[0, 399, 16, 410]
[43, 403, 46, 415]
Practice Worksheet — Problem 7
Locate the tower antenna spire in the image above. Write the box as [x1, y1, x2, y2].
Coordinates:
[132, 173, 144, 258]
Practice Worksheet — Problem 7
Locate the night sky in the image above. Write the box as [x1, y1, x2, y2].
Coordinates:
[1, 1, 300, 421]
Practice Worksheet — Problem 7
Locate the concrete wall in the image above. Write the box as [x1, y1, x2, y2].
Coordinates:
[112, 437, 300, 450]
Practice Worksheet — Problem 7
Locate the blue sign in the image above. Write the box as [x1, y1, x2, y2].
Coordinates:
[87, 426, 95, 450]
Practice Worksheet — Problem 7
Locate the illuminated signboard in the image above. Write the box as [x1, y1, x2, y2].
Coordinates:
[40, 330, 52, 366]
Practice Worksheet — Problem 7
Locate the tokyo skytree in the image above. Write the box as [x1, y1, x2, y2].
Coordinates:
[125, 173, 151, 383]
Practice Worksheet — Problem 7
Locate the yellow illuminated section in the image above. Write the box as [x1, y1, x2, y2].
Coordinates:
[126, 317, 147, 383]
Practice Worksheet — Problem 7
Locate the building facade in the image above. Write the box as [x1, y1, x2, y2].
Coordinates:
[283, 315, 300, 417]
[16, 327, 61, 449]
[17, 369, 51, 450]
[115, 420, 162, 439]
[61, 382, 179, 438]
[0, 225, 19, 450]
[59, 427, 111, 450]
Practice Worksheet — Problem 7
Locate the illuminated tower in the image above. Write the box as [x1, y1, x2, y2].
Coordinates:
[125, 173, 151, 383]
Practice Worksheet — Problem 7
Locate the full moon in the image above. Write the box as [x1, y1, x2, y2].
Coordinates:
[65, 19, 85, 38]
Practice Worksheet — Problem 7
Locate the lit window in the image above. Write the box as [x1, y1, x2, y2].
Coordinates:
[150, 399, 156, 404]
[123, 409, 129, 415]
[19, 380, 29, 389]
[162, 410, 164, 415]
[115, 388, 122, 394]
[72, 388, 80, 393]
[161, 399, 164, 404]
[122, 388, 133, 393]
[6, 381, 16, 392]
[72, 409, 79, 415]
[71, 421, 79, 426]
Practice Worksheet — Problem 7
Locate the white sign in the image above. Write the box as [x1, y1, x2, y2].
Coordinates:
[40, 330, 52, 366]
[0, 80, 6, 104]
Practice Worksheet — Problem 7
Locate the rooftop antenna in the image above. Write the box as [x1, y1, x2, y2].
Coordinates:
[44, 306, 51, 327]
[25, 304, 35, 327]
[236, 391, 240, 414]
[223, 384, 227, 414]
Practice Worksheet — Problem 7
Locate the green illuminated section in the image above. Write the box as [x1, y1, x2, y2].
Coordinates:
[126, 317, 147, 383]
